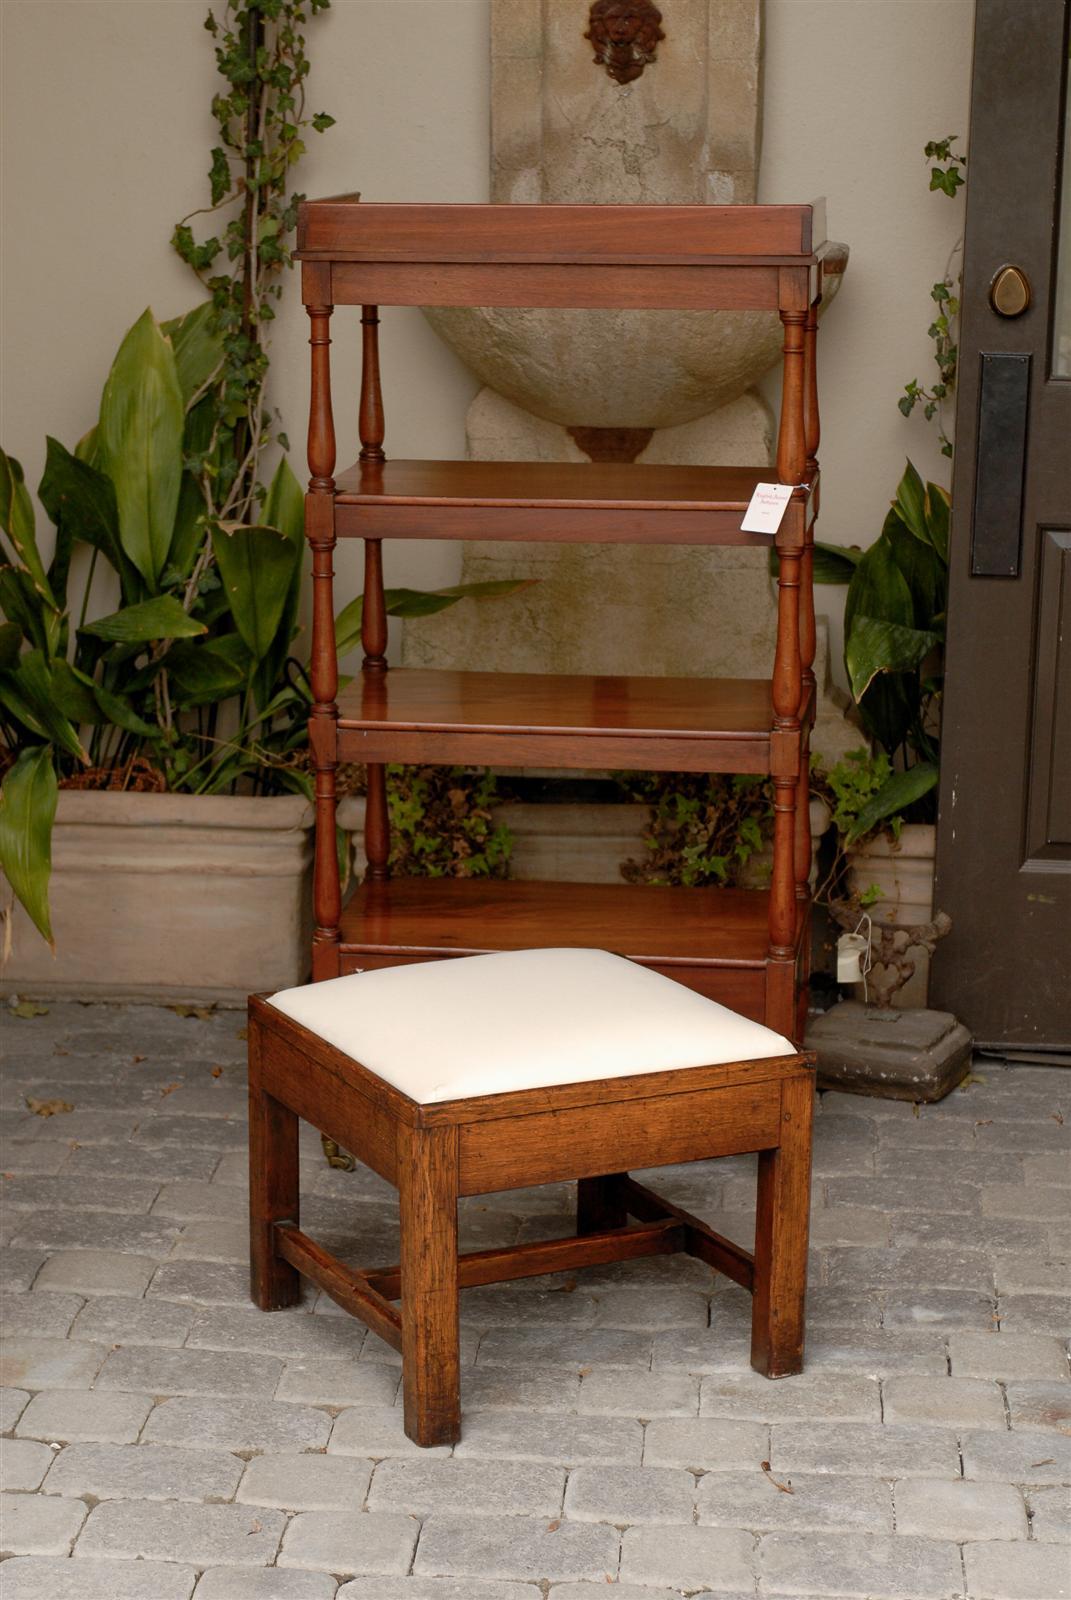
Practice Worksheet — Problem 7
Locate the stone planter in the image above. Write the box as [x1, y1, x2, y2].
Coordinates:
[1, 792, 364, 1007]
[495, 801, 647, 884]
[847, 823, 936, 926]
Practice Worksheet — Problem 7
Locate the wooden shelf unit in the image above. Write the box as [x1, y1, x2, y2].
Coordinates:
[296, 199, 827, 1041]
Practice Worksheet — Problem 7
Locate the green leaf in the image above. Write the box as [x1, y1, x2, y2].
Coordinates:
[38, 437, 135, 602]
[82, 594, 207, 644]
[0, 565, 50, 655]
[211, 522, 299, 664]
[0, 744, 58, 947]
[893, 460, 929, 544]
[925, 481, 951, 564]
[208, 146, 231, 206]
[74, 425, 99, 467]
[772, 541, 861, 585]
[50, 658, 102, 726]
[0, 450, 57, 612]
[846, 762, 940, 845]
[161, 302, 224, 406]
[334, 580, 531, 659]
[0, 651, 88, 761]
[846, 615, 942, 703]
[97, 309, 185, 587]
[251, 457, 305, 710]
[0, 620, 21, 668]
[167, 637, 248, 705]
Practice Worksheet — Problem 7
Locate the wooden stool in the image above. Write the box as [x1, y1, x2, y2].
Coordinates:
[248, 947, 816, 1447]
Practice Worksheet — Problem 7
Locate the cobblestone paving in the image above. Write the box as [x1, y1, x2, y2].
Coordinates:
[0, 1000, 1068, 1599]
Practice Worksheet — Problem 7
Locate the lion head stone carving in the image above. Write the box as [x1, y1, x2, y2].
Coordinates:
[584, 0, 665, 85]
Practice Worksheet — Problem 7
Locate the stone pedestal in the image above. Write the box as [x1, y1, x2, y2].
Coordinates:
[807, 1002, 973, 1103]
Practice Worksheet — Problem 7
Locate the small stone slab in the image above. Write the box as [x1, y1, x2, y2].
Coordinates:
[807, 1002, 972, 1102]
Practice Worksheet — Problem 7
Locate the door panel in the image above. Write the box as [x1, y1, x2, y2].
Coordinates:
[933, 0, 1071, 1050]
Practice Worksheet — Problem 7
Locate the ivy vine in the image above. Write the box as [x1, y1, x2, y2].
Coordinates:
[899, 136, 967, 458]
[171, 0, 334, 527]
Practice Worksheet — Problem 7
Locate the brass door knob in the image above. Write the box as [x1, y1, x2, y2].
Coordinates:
[990, 265, 1031, 317]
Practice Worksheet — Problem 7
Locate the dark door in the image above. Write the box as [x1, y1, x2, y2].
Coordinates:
[933, 0, 1071, 1052]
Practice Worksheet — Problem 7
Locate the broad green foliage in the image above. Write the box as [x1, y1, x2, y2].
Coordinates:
[814, 461, 947, 848]
[0, 745, 58, 946]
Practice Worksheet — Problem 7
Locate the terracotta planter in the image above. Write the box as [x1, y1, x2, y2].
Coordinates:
[1, 792, 364, 1007]
[847, 823, 936, 926]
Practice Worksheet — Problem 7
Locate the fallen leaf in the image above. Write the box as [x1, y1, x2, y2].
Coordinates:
[959, 1072, 987, 1089]
[25, 1098, 74, 1117]
[9, 1000, 49, 1019]
[236, 1026, 249, 1041]
[248, 1518, 263, 1534]
[168, 1003, 215, 1020]
[1051, 1112, 1064, 1126]
[547, 1519, 560, 1532]
[911, 1102, 920, 1118]
[210, 1066, 224, 1079]
[1030, 1458, 1055, 1468]
[131, 1055, 147, 1065]
[551, 1278, 578, 1294]
[761, 1460, 795, 1494]
[54, 1048, 70, 1057]
[159, 1082, 180, 1098]
[975, 1119, 993, 1127]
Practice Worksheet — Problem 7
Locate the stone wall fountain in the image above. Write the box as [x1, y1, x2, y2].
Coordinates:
[404, 0, 855, 766]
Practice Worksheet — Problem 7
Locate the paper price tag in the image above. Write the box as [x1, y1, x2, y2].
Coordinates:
[740, 482, 794, 535]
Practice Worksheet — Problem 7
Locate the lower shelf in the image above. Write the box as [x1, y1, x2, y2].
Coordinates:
[335, 877, 807, 1027]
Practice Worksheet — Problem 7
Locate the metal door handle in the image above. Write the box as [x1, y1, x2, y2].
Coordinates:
[989, 265, 1031, 317]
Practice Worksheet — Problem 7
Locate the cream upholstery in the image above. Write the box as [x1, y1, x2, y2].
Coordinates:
[268, 947, 793, 1106]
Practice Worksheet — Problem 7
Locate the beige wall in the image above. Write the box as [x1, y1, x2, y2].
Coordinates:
[2, 0, 975, 673]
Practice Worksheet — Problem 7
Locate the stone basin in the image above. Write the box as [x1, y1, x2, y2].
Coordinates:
[425, 253, 846, 431]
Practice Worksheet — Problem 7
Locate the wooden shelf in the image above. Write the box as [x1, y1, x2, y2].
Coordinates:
[337, 668, 808, 775]
[337, 878, 808, 1024]
[332, 460, 816, 546]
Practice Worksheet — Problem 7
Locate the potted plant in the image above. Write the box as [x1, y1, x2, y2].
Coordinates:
[0, 0, 519, 1001]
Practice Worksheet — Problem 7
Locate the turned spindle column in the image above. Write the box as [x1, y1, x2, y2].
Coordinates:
[795, 297, 821, 905]
[306, 297, 341, 980]
[357, 304, 391, 883]
[768, 302, 807, 1037]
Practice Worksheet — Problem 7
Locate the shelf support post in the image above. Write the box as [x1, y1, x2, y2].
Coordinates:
[306, 288, 341, 980]
[359, 305, 386, 463]
[770, 299, 807, 1037]
[362, 536, 391, 883]
[793, 293, 822, 1037]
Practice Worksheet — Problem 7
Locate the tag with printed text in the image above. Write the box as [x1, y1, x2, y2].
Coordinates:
[740, 481, 794, 535]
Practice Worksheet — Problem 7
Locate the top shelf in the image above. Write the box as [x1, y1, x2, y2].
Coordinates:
[297, 200, 839, 312]
[297, 199, 828, 266]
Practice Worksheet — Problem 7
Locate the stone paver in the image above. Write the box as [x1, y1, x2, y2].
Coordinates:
[770, 1420, 961, 1478]
[42, 1440, 243, 1502]
[2, 1005, 1067, 1600]
[15, 1388, 153, 1444]
[964, 1540, 1071, 1599]
[881, 1374, 1008, 1428]
[697, 1469, 893, 1533]
[414, 1514, 619, 1583]
[368, 1456, 565, 1517]
[564, 1464, 696, 1525]
[33, 1249, 155, 1298]
[76, 1500, 285, 1566]
[0, 1337, 106, 1390]
[894, 1476, 1028, 1541]
[278, 1510, 418, 1576]
[195, 1572, 337, 1600]
[144, 1396, 331, 1454]
[950, 1330, 1070, 1380]
[0, 1490, 86, 1553]
[1, 1437, 55, 1491]
[620, 1523, 754, 1589]
[0, 1557, 196, 1599]
[759, 1530, 965, 1597]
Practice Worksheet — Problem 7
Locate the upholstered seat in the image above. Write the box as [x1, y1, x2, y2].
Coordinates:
[267, 946, 793, 1106]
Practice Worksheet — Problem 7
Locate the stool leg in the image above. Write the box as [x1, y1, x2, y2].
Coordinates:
[577, 1173, 627, 1235]
[248, 1028, 301, 1311]
[751, 1072, 814, 1377]
[398, 1125, 460, 1447]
